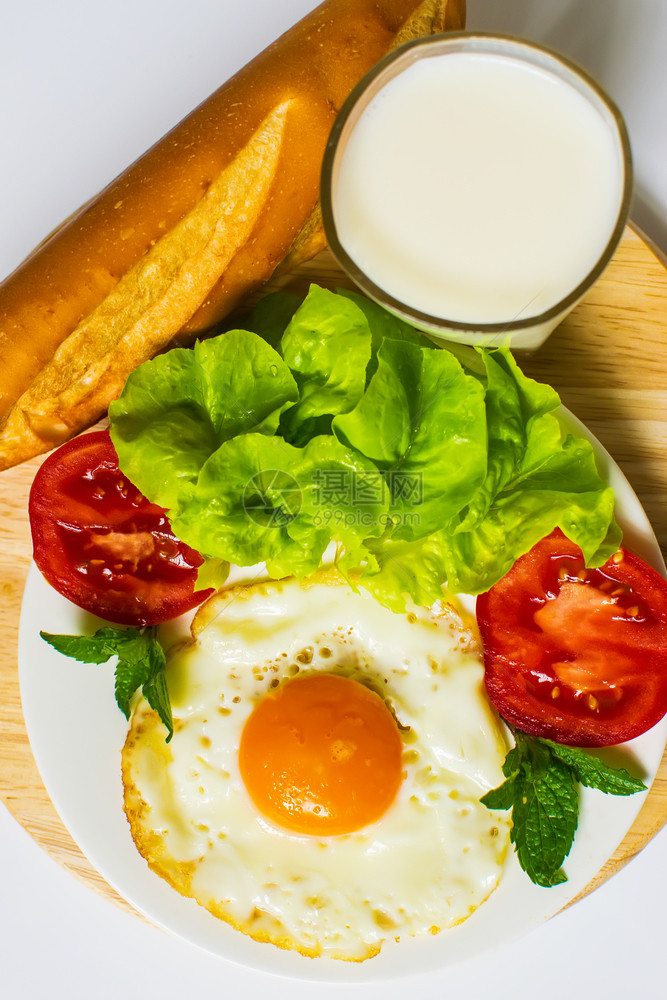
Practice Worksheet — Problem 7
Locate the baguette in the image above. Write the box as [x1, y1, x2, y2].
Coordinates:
[0, 0, 465, 472]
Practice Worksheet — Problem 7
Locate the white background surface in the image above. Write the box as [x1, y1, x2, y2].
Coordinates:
[1, 1, 666, 997]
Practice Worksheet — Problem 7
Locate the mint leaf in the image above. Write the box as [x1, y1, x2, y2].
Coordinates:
[482, 729, 645, 887]
[510, 748, 577, 887]
[501, 741, 523, 780]
[480, 779, 518, 811]
[141, 660, 174, 743]
[41, 627, 140, 664]
[41, 625, 173, 742]
[544, 740, 647, 795]
[112, 628, 163, 716]
[482, 733, 577, 886]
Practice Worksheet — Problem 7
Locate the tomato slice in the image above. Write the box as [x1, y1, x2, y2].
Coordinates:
[476, 529, 667, 746]
[29, 431, 213, 626]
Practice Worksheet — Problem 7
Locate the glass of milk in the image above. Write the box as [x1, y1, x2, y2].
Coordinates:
[321, 33, 632, 351]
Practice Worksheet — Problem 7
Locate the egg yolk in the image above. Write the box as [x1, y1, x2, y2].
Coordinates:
[239, 673, 404, 836]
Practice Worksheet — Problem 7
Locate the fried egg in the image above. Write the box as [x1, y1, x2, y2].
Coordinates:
[122, 570, 510, 962]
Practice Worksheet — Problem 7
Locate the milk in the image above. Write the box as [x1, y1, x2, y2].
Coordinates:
[331, 47, 627, 329]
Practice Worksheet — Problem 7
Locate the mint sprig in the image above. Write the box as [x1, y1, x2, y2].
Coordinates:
[41, 626, 173, 742]
[543, 739, 648, 795]
[482, 729, 647, 887]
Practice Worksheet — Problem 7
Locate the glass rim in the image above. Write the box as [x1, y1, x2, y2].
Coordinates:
[320, 32, 634, 335]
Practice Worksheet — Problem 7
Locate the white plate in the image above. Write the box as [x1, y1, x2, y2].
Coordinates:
[18, 410, 667, 984]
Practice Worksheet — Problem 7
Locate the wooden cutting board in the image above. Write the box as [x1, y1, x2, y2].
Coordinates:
[1, 225, 666, 918]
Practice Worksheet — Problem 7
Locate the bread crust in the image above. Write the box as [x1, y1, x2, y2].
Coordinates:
[0, 0, 465, 470]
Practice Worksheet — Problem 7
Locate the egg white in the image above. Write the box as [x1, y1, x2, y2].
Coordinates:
[122, 571, 510, 962]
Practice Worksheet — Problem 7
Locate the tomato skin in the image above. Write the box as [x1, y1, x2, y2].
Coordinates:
[477, 529, 667, 747]
[29, 431, 213, 626]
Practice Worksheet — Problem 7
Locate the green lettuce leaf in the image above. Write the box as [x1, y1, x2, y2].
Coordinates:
[355, 447, 618, 608]
[109, 330, 298, 509]
[357, 348, 619, 602]
[106, 285, 620, 612]
[171, 432, 388, 578]
[349, 531, 450, 613]
[279, 285, 373, 444]
[333, 338, 488, 540]
[234, 290, 302, 350]
[194, 556, 231, 591]
[439, 438, 620, 594]
[336, 288, 425, 380]
[454, 349, 561, 531]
